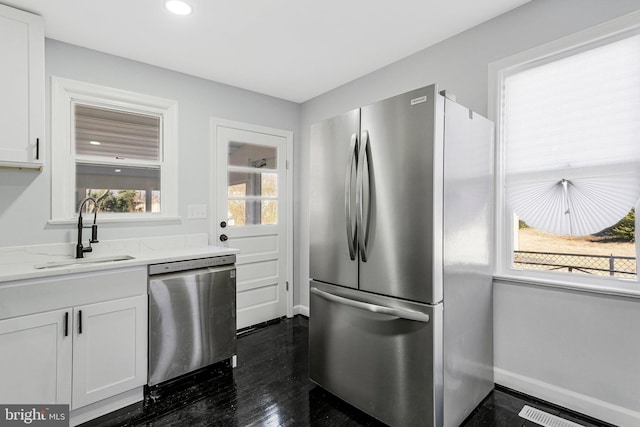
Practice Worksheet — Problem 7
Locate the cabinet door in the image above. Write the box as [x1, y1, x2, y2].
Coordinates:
[0, 309, 72, 404]
[0, 4, 44, 168]
[72, 295, 147, 410]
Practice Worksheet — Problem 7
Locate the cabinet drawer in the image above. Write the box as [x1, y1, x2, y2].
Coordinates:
[309, 282, 443, 427]
[0, 267, 147, 321]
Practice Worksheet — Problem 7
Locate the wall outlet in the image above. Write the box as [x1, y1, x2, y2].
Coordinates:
[187, 204, 207, 219]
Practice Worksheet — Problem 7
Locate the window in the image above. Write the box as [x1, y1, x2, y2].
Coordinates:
[226, 142, 278, 226]
[51, 78, 178, 221]
[490, 13, 640, 288]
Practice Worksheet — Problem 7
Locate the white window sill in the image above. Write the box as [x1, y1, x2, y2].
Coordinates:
[493, 273, 640, 299]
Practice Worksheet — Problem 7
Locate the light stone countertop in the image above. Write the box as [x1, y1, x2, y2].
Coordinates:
[0, 233, 239, 284]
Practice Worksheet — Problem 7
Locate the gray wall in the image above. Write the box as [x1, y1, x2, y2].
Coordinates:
[3, 1, 640, 424]
[0, 39, 300, 248]
[298, 0, 640, 425]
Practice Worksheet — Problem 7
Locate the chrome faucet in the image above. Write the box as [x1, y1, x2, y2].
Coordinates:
[76, 197, 99, 258]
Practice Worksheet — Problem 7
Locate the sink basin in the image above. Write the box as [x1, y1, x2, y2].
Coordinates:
[34, 255, 135, 269]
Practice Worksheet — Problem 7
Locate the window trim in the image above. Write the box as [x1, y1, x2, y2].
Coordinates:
[488, 10, 640, 296]
[50, 77, 179, 222]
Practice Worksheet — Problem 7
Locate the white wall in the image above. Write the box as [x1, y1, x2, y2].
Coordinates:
[3, 1, 640, 424]
[298, 0, 640, 425]
[0, 39, 300, 248]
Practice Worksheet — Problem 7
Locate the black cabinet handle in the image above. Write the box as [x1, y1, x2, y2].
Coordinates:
[36, 138, 40, 160]
[219, 234, 228, 242]
[220, 221, 227, 228]
[78, 310, 82, 334]
[64, 312, 69, 337]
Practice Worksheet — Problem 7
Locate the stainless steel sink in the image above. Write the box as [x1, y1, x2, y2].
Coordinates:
[34, 255, 135, 269]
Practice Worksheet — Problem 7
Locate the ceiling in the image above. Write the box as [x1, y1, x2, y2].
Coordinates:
[7, 0, 530, 103]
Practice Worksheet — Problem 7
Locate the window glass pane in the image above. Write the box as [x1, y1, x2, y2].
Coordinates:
[514, 211, 636, 278]
[227, 200, 246, 226]
[262, 200, 278, 225]
[75, 104, 160, 161]
[228, 142, 277, 168]
[261, 173, 277, 197]
[501, 34, 639, 280]
[151, 190, 161, 213]
[76, 164, 160, 213]
[228, 182, 246, 197]
[227, 200, 278, 226]
[83, 189, 149, 213]
[228, 172, 277, 197]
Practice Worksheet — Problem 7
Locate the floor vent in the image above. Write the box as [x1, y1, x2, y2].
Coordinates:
[518, 405, 584, 427]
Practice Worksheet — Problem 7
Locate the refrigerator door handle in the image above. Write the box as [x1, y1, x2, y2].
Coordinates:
[345, 132, 358, 260]
[311, 287, 430, 323]
[356, 130, 372, 262]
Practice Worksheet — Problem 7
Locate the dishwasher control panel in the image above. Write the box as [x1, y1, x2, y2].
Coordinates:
[148, 254, 236, 275]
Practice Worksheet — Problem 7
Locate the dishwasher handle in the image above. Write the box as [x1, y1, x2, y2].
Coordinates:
[311, 287, 430, 323]
[148, 255, 236, 275]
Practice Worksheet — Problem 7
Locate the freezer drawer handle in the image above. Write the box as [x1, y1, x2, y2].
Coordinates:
[311, 287, 430, 323]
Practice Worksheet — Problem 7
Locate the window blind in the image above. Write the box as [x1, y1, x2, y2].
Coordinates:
[504, 34, 640, 235]
[74, 104, 161, 161]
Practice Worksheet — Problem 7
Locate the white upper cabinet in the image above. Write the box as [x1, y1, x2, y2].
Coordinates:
[0, 4, 44, 169]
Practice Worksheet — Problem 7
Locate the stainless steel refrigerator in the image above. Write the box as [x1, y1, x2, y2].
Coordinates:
[309, 84, 494, 427]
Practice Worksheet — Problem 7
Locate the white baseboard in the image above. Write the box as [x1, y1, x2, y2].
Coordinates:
[495, 368, 640, 427]
[70, 387, 143, 426]
[293, 304, 309, 317]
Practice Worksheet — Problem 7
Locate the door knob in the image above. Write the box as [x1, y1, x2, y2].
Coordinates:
[219, 234, 228, 242]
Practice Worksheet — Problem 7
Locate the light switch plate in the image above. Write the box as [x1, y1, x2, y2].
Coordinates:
[187, 204, 207, 219]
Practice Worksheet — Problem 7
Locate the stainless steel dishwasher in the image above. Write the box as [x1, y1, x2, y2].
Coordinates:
[147, 255, 236, 387]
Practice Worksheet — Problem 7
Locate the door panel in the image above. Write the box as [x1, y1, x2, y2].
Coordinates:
[359, 85, 443, 304]
[0, 309, 72, 404]
[72, 296, 147, 409]
[309, 109, 360, 288]
[309, 281, 443, 427]
[148, 267, 236, 386]
[216, 126, 288, 329]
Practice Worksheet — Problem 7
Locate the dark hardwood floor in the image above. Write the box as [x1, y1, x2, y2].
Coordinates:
[82, 316, 612, 427]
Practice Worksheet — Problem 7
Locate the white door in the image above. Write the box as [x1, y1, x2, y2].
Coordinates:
[214, 122, 291, 329]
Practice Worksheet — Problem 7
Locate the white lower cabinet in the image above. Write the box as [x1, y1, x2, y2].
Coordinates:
[0, 309, 72, 404]
[0, 294, 147, 410]
[72, 295, 147, 409]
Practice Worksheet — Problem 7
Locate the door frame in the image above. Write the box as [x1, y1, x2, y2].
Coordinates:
[210, 118, 294, 319]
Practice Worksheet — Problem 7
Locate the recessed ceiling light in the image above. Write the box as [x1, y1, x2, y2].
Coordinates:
[89, 140, 101, 145]
[165, 0, 192, 16]
[114, 169, 122, 173]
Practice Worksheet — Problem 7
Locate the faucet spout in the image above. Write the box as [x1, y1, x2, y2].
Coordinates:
[76, 197, 99, 259]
